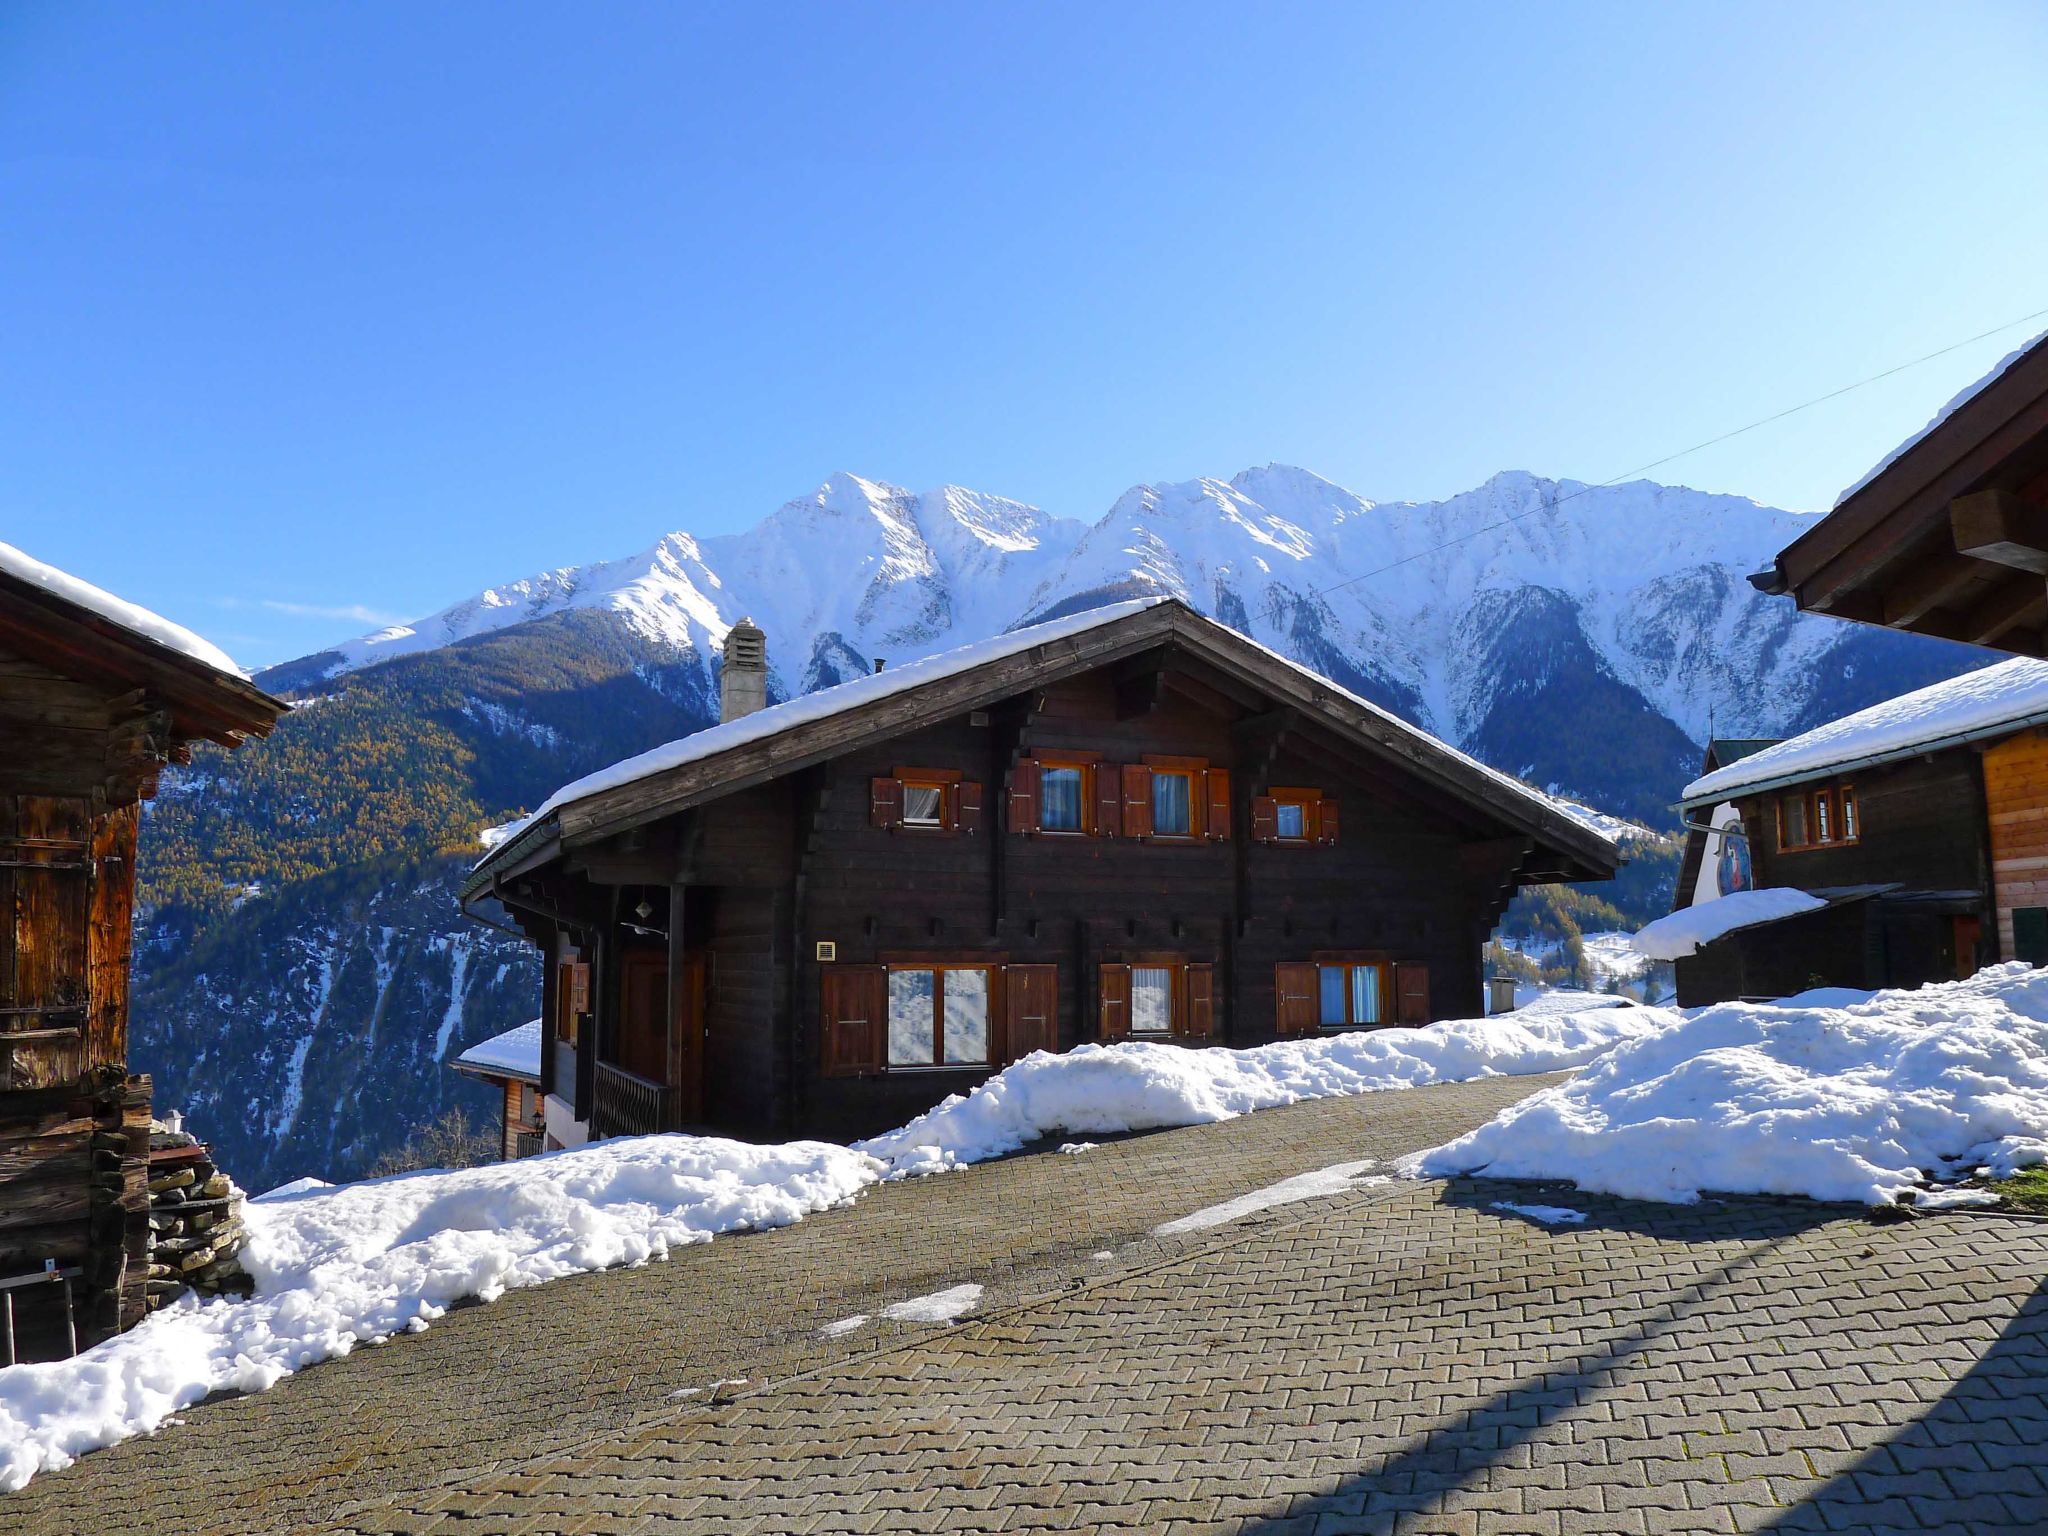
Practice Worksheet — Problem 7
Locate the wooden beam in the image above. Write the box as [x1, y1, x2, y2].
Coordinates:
[1958, 573, 2048, 648]
[1952, 489, 2048, 575]
[1880, 552, 1995, 627]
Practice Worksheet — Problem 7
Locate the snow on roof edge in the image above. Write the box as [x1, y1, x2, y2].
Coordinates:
[470, 596, 1616, 887]
[0, 539, 244, 677]
[452, 1017, 543, 1080]
[1683, 656, 2048, 806]
[1834, 330, 2048, 509]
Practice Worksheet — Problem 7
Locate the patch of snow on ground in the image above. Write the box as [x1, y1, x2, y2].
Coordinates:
[856, 1007, 1665, 1176]
[1417, 964, 2048, 1207]
[1913, 1189, 2002, 1211]
[1490, 1202, 1588, 1225]
[820, 1315, 869, 1338]
[0, 1136, 877, 1492]
[1153, 1161, 1387, 1235]
[881, 1284, 983, 1324]
[1057, 1141, 1098, 1155]
[1631, 888, 1827, 960]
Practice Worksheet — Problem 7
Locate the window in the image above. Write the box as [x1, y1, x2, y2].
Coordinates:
[1152, 772, 1192, 837]
[1253, 787, 1337, 846]
[1041, 766, 1084, 831]
[885, 965, 992, 1068]
[1130, 967, 1174, 1034]
[871, 770, 981, 835]
[1777, 783, 1858, 853]
[1317, 963, 1383, 1028]
[902, 784, 944, 826]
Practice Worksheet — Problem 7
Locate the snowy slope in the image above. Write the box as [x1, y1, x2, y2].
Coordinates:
[271, 464, 1986, 822]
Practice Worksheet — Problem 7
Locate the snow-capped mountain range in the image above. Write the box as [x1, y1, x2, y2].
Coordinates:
[269, 464, 1982, 819]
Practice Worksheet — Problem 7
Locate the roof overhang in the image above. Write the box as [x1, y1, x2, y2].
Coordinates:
[0, 566, 285, 747]
[463, 600, 1617, 905]
[1765, 334, 2048, 656]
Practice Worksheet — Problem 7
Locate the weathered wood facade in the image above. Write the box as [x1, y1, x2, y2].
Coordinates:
[466, 600, 1616, 1146]
[0, 555, 281, 1355]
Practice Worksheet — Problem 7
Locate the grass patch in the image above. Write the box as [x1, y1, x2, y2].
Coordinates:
[1993, 1166, 2048, 1215]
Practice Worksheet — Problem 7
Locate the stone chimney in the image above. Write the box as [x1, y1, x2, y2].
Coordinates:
[719, 618, 768, 722]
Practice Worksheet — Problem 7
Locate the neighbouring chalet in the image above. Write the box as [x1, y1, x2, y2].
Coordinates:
[0, 544, 282, 1354]
[1661, 658, 2048, 1005]
[1757, 328, 2048, 654]
[1673, 738, 1776, 910]
[462, 598, 1618, 1148]
[451, 1018, 545, 1160]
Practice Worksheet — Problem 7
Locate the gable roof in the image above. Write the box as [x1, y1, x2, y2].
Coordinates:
[451, 1018, 543, 1084]
[1761, 330, 2048, 655]
[464, 597, 1617, 899]
[1682, 656, 2037, 808]
[0, 540, 284, 746]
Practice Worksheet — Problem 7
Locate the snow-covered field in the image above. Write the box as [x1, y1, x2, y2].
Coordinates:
[0, 1005, 1656, 1491]
[1418, 964, 2048, 1206]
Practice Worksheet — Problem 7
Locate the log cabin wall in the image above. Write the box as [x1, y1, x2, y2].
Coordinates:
[1738, 752, 1991, 905]
[1981, 727, 2048, 959]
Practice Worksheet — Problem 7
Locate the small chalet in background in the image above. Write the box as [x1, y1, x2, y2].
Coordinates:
[0, 543, 282, 1355]
[451, 1018, 544, 1160]
[1673, 738, 1777, 911]
[464, 597, 1617, 1148]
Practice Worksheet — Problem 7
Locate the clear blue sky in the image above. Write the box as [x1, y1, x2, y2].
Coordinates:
[5, 3, 2047, 668]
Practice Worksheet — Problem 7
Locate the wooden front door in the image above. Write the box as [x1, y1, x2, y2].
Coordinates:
[616, 949, 669, 1085]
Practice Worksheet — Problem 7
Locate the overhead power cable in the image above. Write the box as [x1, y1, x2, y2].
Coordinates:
[1309, 302, 2048, 603]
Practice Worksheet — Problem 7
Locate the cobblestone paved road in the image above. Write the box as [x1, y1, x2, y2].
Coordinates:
[10, 1073, 2048, 1536]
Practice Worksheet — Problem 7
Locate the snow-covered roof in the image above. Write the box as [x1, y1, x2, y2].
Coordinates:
[1835, 331, 2048, 508]
[1682, 657, 2038, 806]
[1631, 887, 1828, 960]
[472, 597, 1619, 887]
[452, 1018, 543, 1082]
[0, 539, 243, 676]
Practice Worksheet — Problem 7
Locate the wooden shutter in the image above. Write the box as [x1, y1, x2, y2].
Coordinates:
[1251, 796, 1278, 844]
[820, 965, 885, 1076]
[1, 796, 90, 1091]
[870, 776, 902, 829]
[1182, 963, 1216, 1040]
[1204, 769, 1231, 840]
[568, 961, 592, 1015]
[1007, 760, 1040, 834]
[956, 780, 983, 835]
[1097, 963, 1131, 1040]
[1093, 764, 1123, 838]
[1274, 962, 1318, 1037]
[1120, 763, 1153, 839]
[1005, 964, 1058, 1060]
[1394, 963, 1430, 1025]
[1318, 799, 1341, 846]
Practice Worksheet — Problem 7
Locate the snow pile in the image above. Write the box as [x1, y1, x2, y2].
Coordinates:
[1418, 964, 2048, 1206]
[0, 1135, 877, 1492]
[1684, 656, 2042, 806]
[1631, 888, 1827, 960]
[0, 540, 242, 676]
[856, 1007, 1667, 1175]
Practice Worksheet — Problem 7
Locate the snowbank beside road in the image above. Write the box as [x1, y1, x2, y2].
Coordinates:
[0, 1136, 878, 1492]
[1418, 965, 2048, 1206]
[0, 1002, 1667, 1491]
[856, 1005, 1668, 1174]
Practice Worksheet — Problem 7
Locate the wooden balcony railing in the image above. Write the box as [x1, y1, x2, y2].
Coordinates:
[591, 1060, 681, 1139]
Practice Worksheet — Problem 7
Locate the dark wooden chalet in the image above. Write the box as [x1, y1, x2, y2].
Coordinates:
[462, 598, 1617, 1147]
[1757, 330, 2048, 655]
[0, 545, 282, 1354]
[1665, 659, 2048, 1005]
[450, 1018, 545, 1160]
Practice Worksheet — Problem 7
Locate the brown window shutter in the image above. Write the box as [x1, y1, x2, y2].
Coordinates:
[1318, 799, 1340, 846]
[1251, 796, 1278, 844]
[1204, 768, 1231, 840]
[1394, 963, 1429, 1026]
[1182, 963, 1216, 1040]
[870, 776, 902, 830]
[1120, 763, 1153, 839]
[1097, 963, 1131, 1041]
[568, 961, 592, 1016]
[1007, 760, 1040, 834]
[1092, 763, 1122, 837]
[957, 780, 984, 836]
[820, 965, 885, 1076]
[1274, 962, 1318, 1037]
[1004, 964, 1058, 1060]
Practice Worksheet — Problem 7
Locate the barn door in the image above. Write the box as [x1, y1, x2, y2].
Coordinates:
[1, 796, 92, 1091]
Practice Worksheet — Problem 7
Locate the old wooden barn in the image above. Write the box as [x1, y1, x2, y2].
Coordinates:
[0, 545, 281, 1354]
[463, 598, 1618, 1148]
